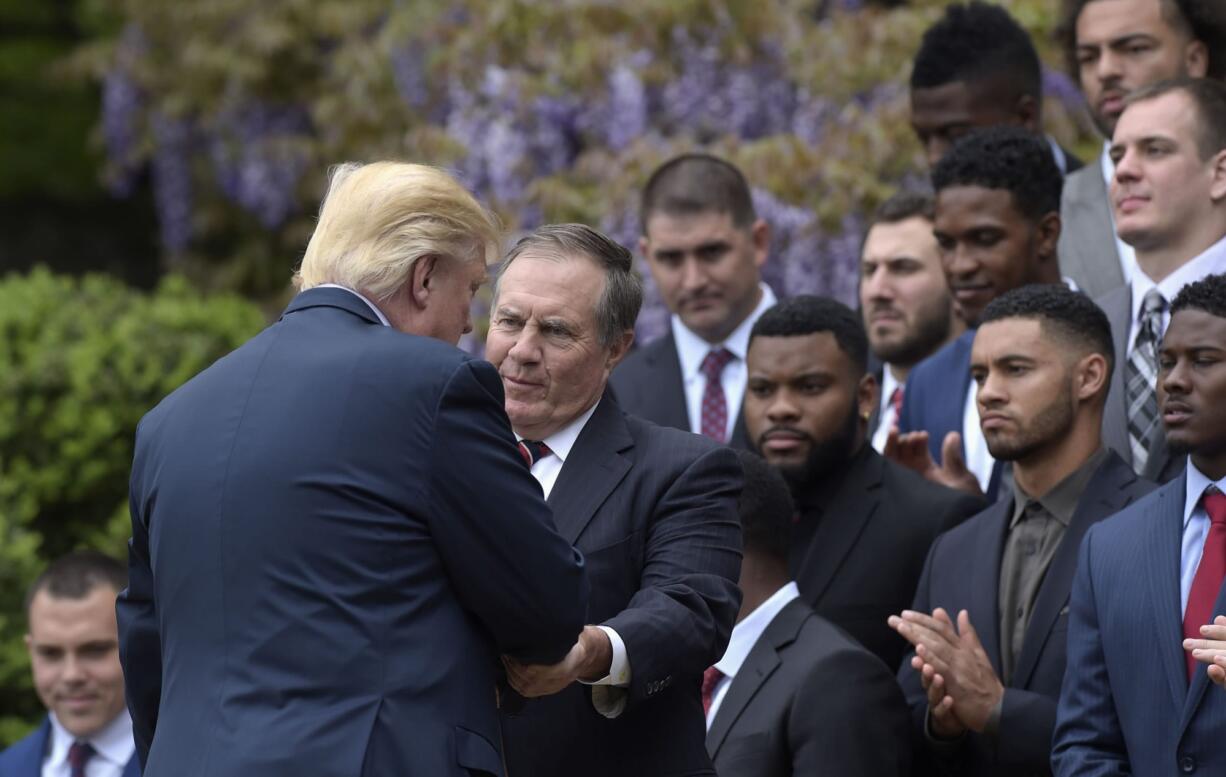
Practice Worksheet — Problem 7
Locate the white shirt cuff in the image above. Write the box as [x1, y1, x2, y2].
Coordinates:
[580, 625, 631, 687]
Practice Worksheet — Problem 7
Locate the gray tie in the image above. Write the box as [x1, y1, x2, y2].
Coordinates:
[1125, 289, 1166, 474]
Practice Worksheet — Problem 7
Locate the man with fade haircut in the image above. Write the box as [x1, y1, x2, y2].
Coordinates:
[1098, 77, 1226, 485]
[891, 127, 1064, 502]
[612, 153, 776, 448]
[1058, 0, 1219, 299]
[1055, 272, 1226, 776]
[860, 191, 965, 453]
[742, 295, 982, 673]
[910, 1, 1083, 173]
[1, 551, 140, 777]
[890, 285, 1152, 777]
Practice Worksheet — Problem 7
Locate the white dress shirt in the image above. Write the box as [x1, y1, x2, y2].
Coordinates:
[671, 284, 778, 441]
[1180, 460, 1226, 616]
[962, 380, 996, 494]
[43, 711, 135, 777]
[1100, 143, 1138, 287]
[871, 368, 902, 454]
[1127, 235, 1226, 353]
[519, 398, 630, 717]
[704, 581, 801, 730]
[316, 283, 392, 327]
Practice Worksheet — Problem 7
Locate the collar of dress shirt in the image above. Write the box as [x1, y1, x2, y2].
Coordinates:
[1100, 140, 1114, 189]
[315, 283, 392, 327]
[1130, 234, 1226, 327]
[1009, 446, 1108, 529]
[1185, 458, 1226, 531]
[48, 709, 135, 770]
[712, 581, 800, 679]
[518, 397, 602, 464]
[670, 284, 778, 384]
[878, 366, 901, 415]
[1046, 135, 1069, 176]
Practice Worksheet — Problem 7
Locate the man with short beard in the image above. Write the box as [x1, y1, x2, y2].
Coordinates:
[889, 285, 1152, 777]
[743, 295, 983, 671]
[860, 192, 965, 452]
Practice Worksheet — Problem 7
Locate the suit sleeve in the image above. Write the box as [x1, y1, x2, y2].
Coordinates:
[796, 644, 911, 777]
[602, 444, 743, 708]
[116, 422, 162, 768]
[941, 491, 987, 532]
[995, 688, 1057, 770]
[1051, 526, 1131, 777]
[427, 358, 589, 665]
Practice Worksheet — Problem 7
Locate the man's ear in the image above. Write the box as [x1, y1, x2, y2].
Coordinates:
[1209, 149, 1226, 204]
[751, 218, 771, 269]
[1075, 352, 1110, 404]
[858, 372, 878, 423]
[1036, 211, 1062, 264]
[1187, 40, 1209, 79]
[606, 330, 635, 372]
[409, 254, 440, 307]
[1015, 92, 1040, 133]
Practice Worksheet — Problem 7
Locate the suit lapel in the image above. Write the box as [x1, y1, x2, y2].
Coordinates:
[1066, 168, 1124, 292]
[546, 394, 634, 544]
[123, 755, 143, 777]
[1099, 287, 1133, 467]
[1013, 454, 1137, 688]
[706, 600, 807, 757]
[1144, 474, 1191, 711]
[970, 499, 1011, 678]
[648, 333, 691, 432]
[796, 451, 882, 604]
[1180, 579, 1226, 731]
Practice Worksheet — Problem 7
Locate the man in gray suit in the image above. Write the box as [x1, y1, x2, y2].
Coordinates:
[1057, 0, 1216, 298]
[1099, 78, 1226, 483]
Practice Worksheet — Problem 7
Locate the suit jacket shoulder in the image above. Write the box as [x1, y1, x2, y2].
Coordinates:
[879, 454, 984, 532]
[898, 331, 975, 445]
[0, 719, 49, 777]
[609, 334, 687, 427]
[1059, 165, 1125, 300]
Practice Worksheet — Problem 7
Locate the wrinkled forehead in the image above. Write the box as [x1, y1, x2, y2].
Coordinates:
[495, 252, 605, 316]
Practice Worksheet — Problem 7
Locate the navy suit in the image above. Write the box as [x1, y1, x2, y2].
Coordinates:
[118, 287, 589, 777]
[900, 451, 1152, 776]
[1054, 471, 1226, 776]
[610, 333, 750, 448]
[501, 394, 743, 777]
[899, 331, 1003, 501]
[0, 718, 140, 777]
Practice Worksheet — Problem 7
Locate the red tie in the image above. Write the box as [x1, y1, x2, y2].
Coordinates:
[700, 348, 735, 442]
[67, 741, 94, 777]
[701, 665, 725, 716]
[890, 386, 904, 422]
[1184, 488, 1226, 680]
[517, 440, 553, 468]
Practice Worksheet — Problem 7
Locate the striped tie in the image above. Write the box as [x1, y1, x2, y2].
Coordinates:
[1125, 290, 1166, 475]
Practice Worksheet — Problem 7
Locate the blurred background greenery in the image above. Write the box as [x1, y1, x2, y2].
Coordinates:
[0, 0, 1094, 743]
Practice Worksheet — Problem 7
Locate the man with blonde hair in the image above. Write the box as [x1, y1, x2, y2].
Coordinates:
[118, 161, 589, 777]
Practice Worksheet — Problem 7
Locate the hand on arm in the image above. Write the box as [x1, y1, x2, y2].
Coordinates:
[1184, 615, 1226, 689]
[884, 430, 984, 498]
[503, 625, 613, 697]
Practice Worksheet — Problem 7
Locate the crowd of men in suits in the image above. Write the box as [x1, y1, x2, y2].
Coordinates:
[4, 1, 1226, 776]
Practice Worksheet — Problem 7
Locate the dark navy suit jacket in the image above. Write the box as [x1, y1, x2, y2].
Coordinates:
[898, 330, 1003, 501]
[900, 451, 1152, 776]
[118, 288, 589, 777]
[610, 332, 750, 448]
[1054, 470, 1226, 777]
[502, 394, 743, 777]
[0, 717, 140, 777]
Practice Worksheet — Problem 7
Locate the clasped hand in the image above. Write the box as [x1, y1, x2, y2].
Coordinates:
[888, 607, 1004, 738]
[502, 625, 612, 698]
[1184, 614, 1226, 689]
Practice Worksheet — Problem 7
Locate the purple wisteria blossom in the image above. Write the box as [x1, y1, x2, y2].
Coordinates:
[209, 101, 312, 228]
[151, 114, 194, 253]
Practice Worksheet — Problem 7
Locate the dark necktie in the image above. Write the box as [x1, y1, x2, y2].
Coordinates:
[1184, 488, 1226, 681]
[701, 665, 725, 716]
[68, 741, 94, 777]
[700, 348, 735, 442]
[517, 439, 553, 468]
[1125, 289, 1166, 474]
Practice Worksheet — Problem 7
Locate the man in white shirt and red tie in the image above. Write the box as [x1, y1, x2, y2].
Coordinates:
[859, 191, 965, 452]
[611, 153, 777, 448]
[0, 552, 140, 777]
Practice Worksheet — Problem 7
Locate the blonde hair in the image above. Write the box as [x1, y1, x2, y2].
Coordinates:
[294, 162, 501, 301]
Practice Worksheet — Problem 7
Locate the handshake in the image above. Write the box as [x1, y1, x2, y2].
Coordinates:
[502, 625, 614, 698]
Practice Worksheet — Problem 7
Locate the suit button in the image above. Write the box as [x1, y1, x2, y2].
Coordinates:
[1180, 755, 1196, 773]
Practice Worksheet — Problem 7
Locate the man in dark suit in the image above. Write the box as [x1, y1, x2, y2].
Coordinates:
[705, 450, 910, 777]
[742, 295, 983, 672]
[892, 127, 1065, 501]
[611, 153, 776, 447]
[909, 2, 1082, 173]
[1054, 273, 1226, 775]
[486, 224, 743, 777]
[890, 285, 1153, 777]
[117, 162, 589, 777]
[1095, 78, 1226, 484]
[1057, 0, 1216, 299]
[860, 191, 965, 452]
[1, 552, 139, 777]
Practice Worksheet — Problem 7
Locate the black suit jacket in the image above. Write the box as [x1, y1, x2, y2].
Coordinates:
[501, 393, 744, 777]
[610, 332, 750, 448]
[118, 288, 589, 777]
[899, 450, 1153, 777]
[790, 446, 984, 672]
[707, 598, 911, 777]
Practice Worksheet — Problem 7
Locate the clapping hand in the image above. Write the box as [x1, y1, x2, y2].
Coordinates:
[884, 429, 983, 498]
[1184, 615, 1226, 689]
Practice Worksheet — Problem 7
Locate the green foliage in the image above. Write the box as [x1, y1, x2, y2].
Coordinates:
[0, 268, 265, 744]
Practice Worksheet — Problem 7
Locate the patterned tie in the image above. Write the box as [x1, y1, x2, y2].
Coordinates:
[517, 439, 553, 468]
[1185, 488, 1226, 681]
[1125, 290, 1166, 475]
[67, 741, 94, 777]
[889, 387, 904, 424]
[700, 348, 736, 442]
[701, 665, 726, 716]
